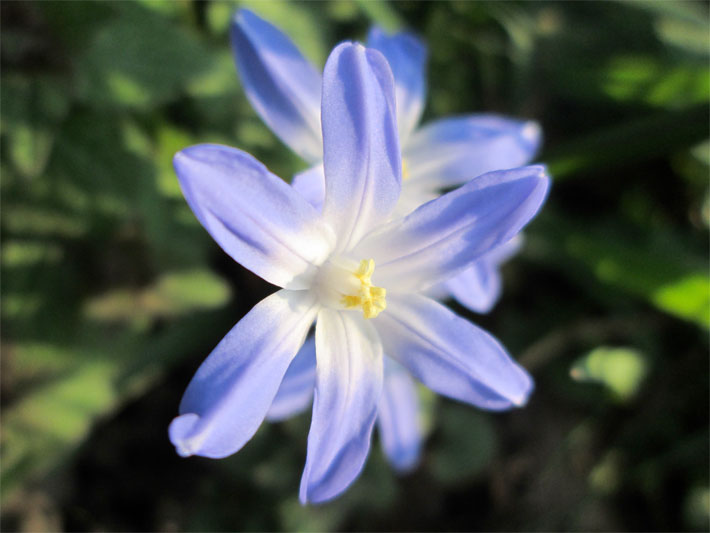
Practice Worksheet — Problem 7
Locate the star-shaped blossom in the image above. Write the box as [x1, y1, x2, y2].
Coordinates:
[170, 42, 548, 504]
[231, 9, 542, 314]
[266, 239, 525, 474]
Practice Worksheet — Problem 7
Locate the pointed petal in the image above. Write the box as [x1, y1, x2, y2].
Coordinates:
[174, 144, 334, 289]
[445, 235, 523, 313]
[292, 164, 325, 211]
[377, 357, 422, 472]
[355, 166, 549, 292]
[266, 335, 316, 421]
[404, 115, 542, 188]
[299, 309, 383, 504]
[375, 294, 533, 410]
[486, 233, 524, 265]
[169, 289, 319, 459]
[231, 9, 323, 163]
[321, 43, 401, 252]
[367, 26, 427, 143]
[445, 261, 501, 314]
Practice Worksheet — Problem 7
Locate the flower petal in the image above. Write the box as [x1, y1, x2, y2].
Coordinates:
[367, 26, 427, 143]
[486, 233, 524, 266]
[174, 144, 334, 289]
[292, 164, 325, 211]
[374, 293, 533, 410]
[404, 115, 542, 188]
[300, 309, 383, 504]
[169, 289, 319, 459]
[321, 43, 401, 253]
[445, 261, 501, 314]
[266, 335, 316, 422]
[355, 166, 549, 292]
[231, 9, 323, 163]
[445, 235, 523, 313]
[377, 357, 422, 472]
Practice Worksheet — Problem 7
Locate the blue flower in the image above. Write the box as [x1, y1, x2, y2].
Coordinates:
[170, 42, 548, 504]
[268, 338, 426, 473]
[232, 9, 542, 314]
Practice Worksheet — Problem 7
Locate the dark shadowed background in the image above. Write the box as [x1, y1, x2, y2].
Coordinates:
[1, 1, 708, 531]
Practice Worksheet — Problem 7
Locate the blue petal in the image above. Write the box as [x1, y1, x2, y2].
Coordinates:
[231, 9, 323, 163]
[291, 164, 325, 211]
[445, 261, 501, 314]
[377, 357, 422, 472]
[266, 335, 316, 422]
[486, 233, 524, 265]
[367, 26, 427, 143]
[321, 43, 401, 253]
[354, 166, 550, 292]
[404, 115, 542, 188]
[169, 289, 319, 459]
[174, 144, 334, 289]
[374, 294, 533, 410]
[445, 235, 523, 313]
[300, 309, 383, 504]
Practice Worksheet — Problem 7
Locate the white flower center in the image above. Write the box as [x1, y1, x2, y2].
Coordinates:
[314, 257, 387, 319]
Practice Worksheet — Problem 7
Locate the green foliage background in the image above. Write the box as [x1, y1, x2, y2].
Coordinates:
[1, 1, 708, 531]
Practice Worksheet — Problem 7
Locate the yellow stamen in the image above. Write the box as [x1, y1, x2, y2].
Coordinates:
[341, 259, 387, 319]
[402, 159, 410, 181]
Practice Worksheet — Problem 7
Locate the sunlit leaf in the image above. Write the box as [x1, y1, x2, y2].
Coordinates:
[84, 269, 231, 324]
[1, 357, 118, 500]
[529, 215, 709, 328]
[355, 0, 404, 32]
[652, 274, 710, 328]
[602, 56, 709, 108]
[571, 346, 648, 402]
[155, 123, 198, 199]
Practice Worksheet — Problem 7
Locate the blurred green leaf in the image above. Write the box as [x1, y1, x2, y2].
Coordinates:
[155, 123, 198, 198]
[1, 75, 70, 178]
[185, 50, 241, 99]
[547, 105, 709, 179]
[620, 0, 710, 56]
[355, 0, 404, 32]
[50, 110, 153, 211]
[684, 485, 710, 531]
[1, 204, 87, 239]
[589, 449, 624, 495]
[1, 302, 234, 503]
[571, 347, 649, 402]
[135, 0, 191, 18]
[84, 269, 231, 325]
[430, 403, 496, 484]
[1, 355, 118, 500]
[37, 1, 116, 52]
[2, 241, 63, 268]
[652, 274, 710, 328]
[602, 56, 709, 108]
[531, 216, 709, 328]
[279, 499, 345, 532]
[77, 2, 216, 110]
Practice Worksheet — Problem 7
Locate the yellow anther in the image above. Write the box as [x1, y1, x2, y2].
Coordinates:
[341, 259, 387, 319]
[402, 159, 410, 181]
